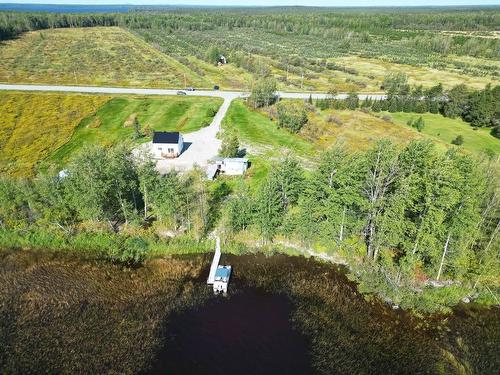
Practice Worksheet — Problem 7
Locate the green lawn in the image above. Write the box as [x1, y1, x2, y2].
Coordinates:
[386, 112, 500, 156]
[222, 100, 315, 156]
[221, 100, 316, 186]
[44, 96, 222, 169]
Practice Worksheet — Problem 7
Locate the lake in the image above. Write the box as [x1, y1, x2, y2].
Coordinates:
[0, 249, 498, 374]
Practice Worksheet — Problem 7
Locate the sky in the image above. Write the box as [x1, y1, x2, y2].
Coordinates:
[1, 0, 499, 6]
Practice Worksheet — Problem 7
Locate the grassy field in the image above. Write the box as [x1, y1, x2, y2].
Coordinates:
[335, 56, 497, 91]
[222, 100, 499, 182]
[304, 108, 429, 151]
[0, 91, 222, 176]
[385, 112, 500, 156]
[135, 26, 498, 93]
[0, 91, 110, 177]
[0, 26, 495, 93]
[224, 100, 427, 156]
[0, 27, 210, 88]
[223, 100, 315, 156]
[45, 95, 222, 169]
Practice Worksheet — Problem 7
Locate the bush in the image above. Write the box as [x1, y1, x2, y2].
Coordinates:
[451, 135, 464, 145]
[117, 237, 149, 265]
[206, 106, 219, 117]
[326, 115, 343, 126]
[276, 101, 308, 133]
[219, 132, 240, 158]
[412, 116, 425, 132]
[382, 115, 393, 123]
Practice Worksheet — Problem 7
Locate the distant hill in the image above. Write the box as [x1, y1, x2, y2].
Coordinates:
[0, 3, 137, 13]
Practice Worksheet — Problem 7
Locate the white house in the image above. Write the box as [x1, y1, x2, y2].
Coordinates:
[152, 131, 184, 159]
[213, 157, 249, 176]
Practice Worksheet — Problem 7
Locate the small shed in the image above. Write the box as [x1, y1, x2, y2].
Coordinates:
[152, 131, 184, 159]
[214, 157, 248, 176]
[213, 265, 232, 294]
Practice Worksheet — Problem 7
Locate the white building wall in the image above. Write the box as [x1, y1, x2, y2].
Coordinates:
[213, 280, 228, 294]
[154, 135, 184, 158]
[223, 160, 248, 175]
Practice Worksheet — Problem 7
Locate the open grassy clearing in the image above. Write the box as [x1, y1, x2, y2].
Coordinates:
[184, 56, 252, 89]
[44, 95, 222, 169]
[222, 100, 315, 157]
[0, 91, 222, 175]
[385, 112, 500, 156]
[224, 100, 428, 156]
[0, 27, 210, 88]
[0, 91, 110, 177]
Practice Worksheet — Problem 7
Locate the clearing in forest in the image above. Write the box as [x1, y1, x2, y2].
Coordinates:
[223, 100, 423, 156]
[387, 112, 500, 156]
[0, 91, 222, 176]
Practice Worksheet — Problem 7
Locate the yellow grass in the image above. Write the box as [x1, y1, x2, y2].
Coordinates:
[0, 91, 110, 177]
[0, 27, 210, 88]
[303, 108, 428, 151]
[185, 56, 253, 90]
[335, 56, 495, 91]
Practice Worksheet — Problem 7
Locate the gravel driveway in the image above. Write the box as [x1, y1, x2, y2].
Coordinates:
[136, 94, 238, 174]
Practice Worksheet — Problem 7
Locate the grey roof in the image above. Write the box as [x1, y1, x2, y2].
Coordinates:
[153, 131, 180, 144]
[212, 157, 248, 163]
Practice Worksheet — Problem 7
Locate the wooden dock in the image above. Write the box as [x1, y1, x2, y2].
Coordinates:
[207, 237, 221, 285]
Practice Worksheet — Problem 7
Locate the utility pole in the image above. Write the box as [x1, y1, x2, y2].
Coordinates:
[301, 72, 304, 90]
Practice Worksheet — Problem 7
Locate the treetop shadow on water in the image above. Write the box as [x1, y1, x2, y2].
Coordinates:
[148, 287, 315, 375]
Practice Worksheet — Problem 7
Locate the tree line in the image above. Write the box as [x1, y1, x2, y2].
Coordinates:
[0, 144, 227, 263]
[316, 73, 500, 137]
[0, 140, 497, 311]
[0, 12, 118, 40]
[1, 9, 499, 60]
[222, 141, 499, 311]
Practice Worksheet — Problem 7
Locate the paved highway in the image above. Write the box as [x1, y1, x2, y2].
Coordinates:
[0, 84, 387, 100]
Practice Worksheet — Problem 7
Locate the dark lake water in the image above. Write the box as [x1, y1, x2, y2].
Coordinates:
[149, 288, 314, 375]
[0, 250, 498, 374]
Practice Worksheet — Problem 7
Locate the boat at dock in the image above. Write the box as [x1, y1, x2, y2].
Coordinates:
[207, 237, 231, 294]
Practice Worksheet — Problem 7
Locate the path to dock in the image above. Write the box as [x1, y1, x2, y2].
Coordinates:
[207, 237, 221, 285]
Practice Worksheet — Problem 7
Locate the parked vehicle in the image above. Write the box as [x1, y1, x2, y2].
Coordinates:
[177, 90, 187, 95]
[187, 87, 195, 91]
